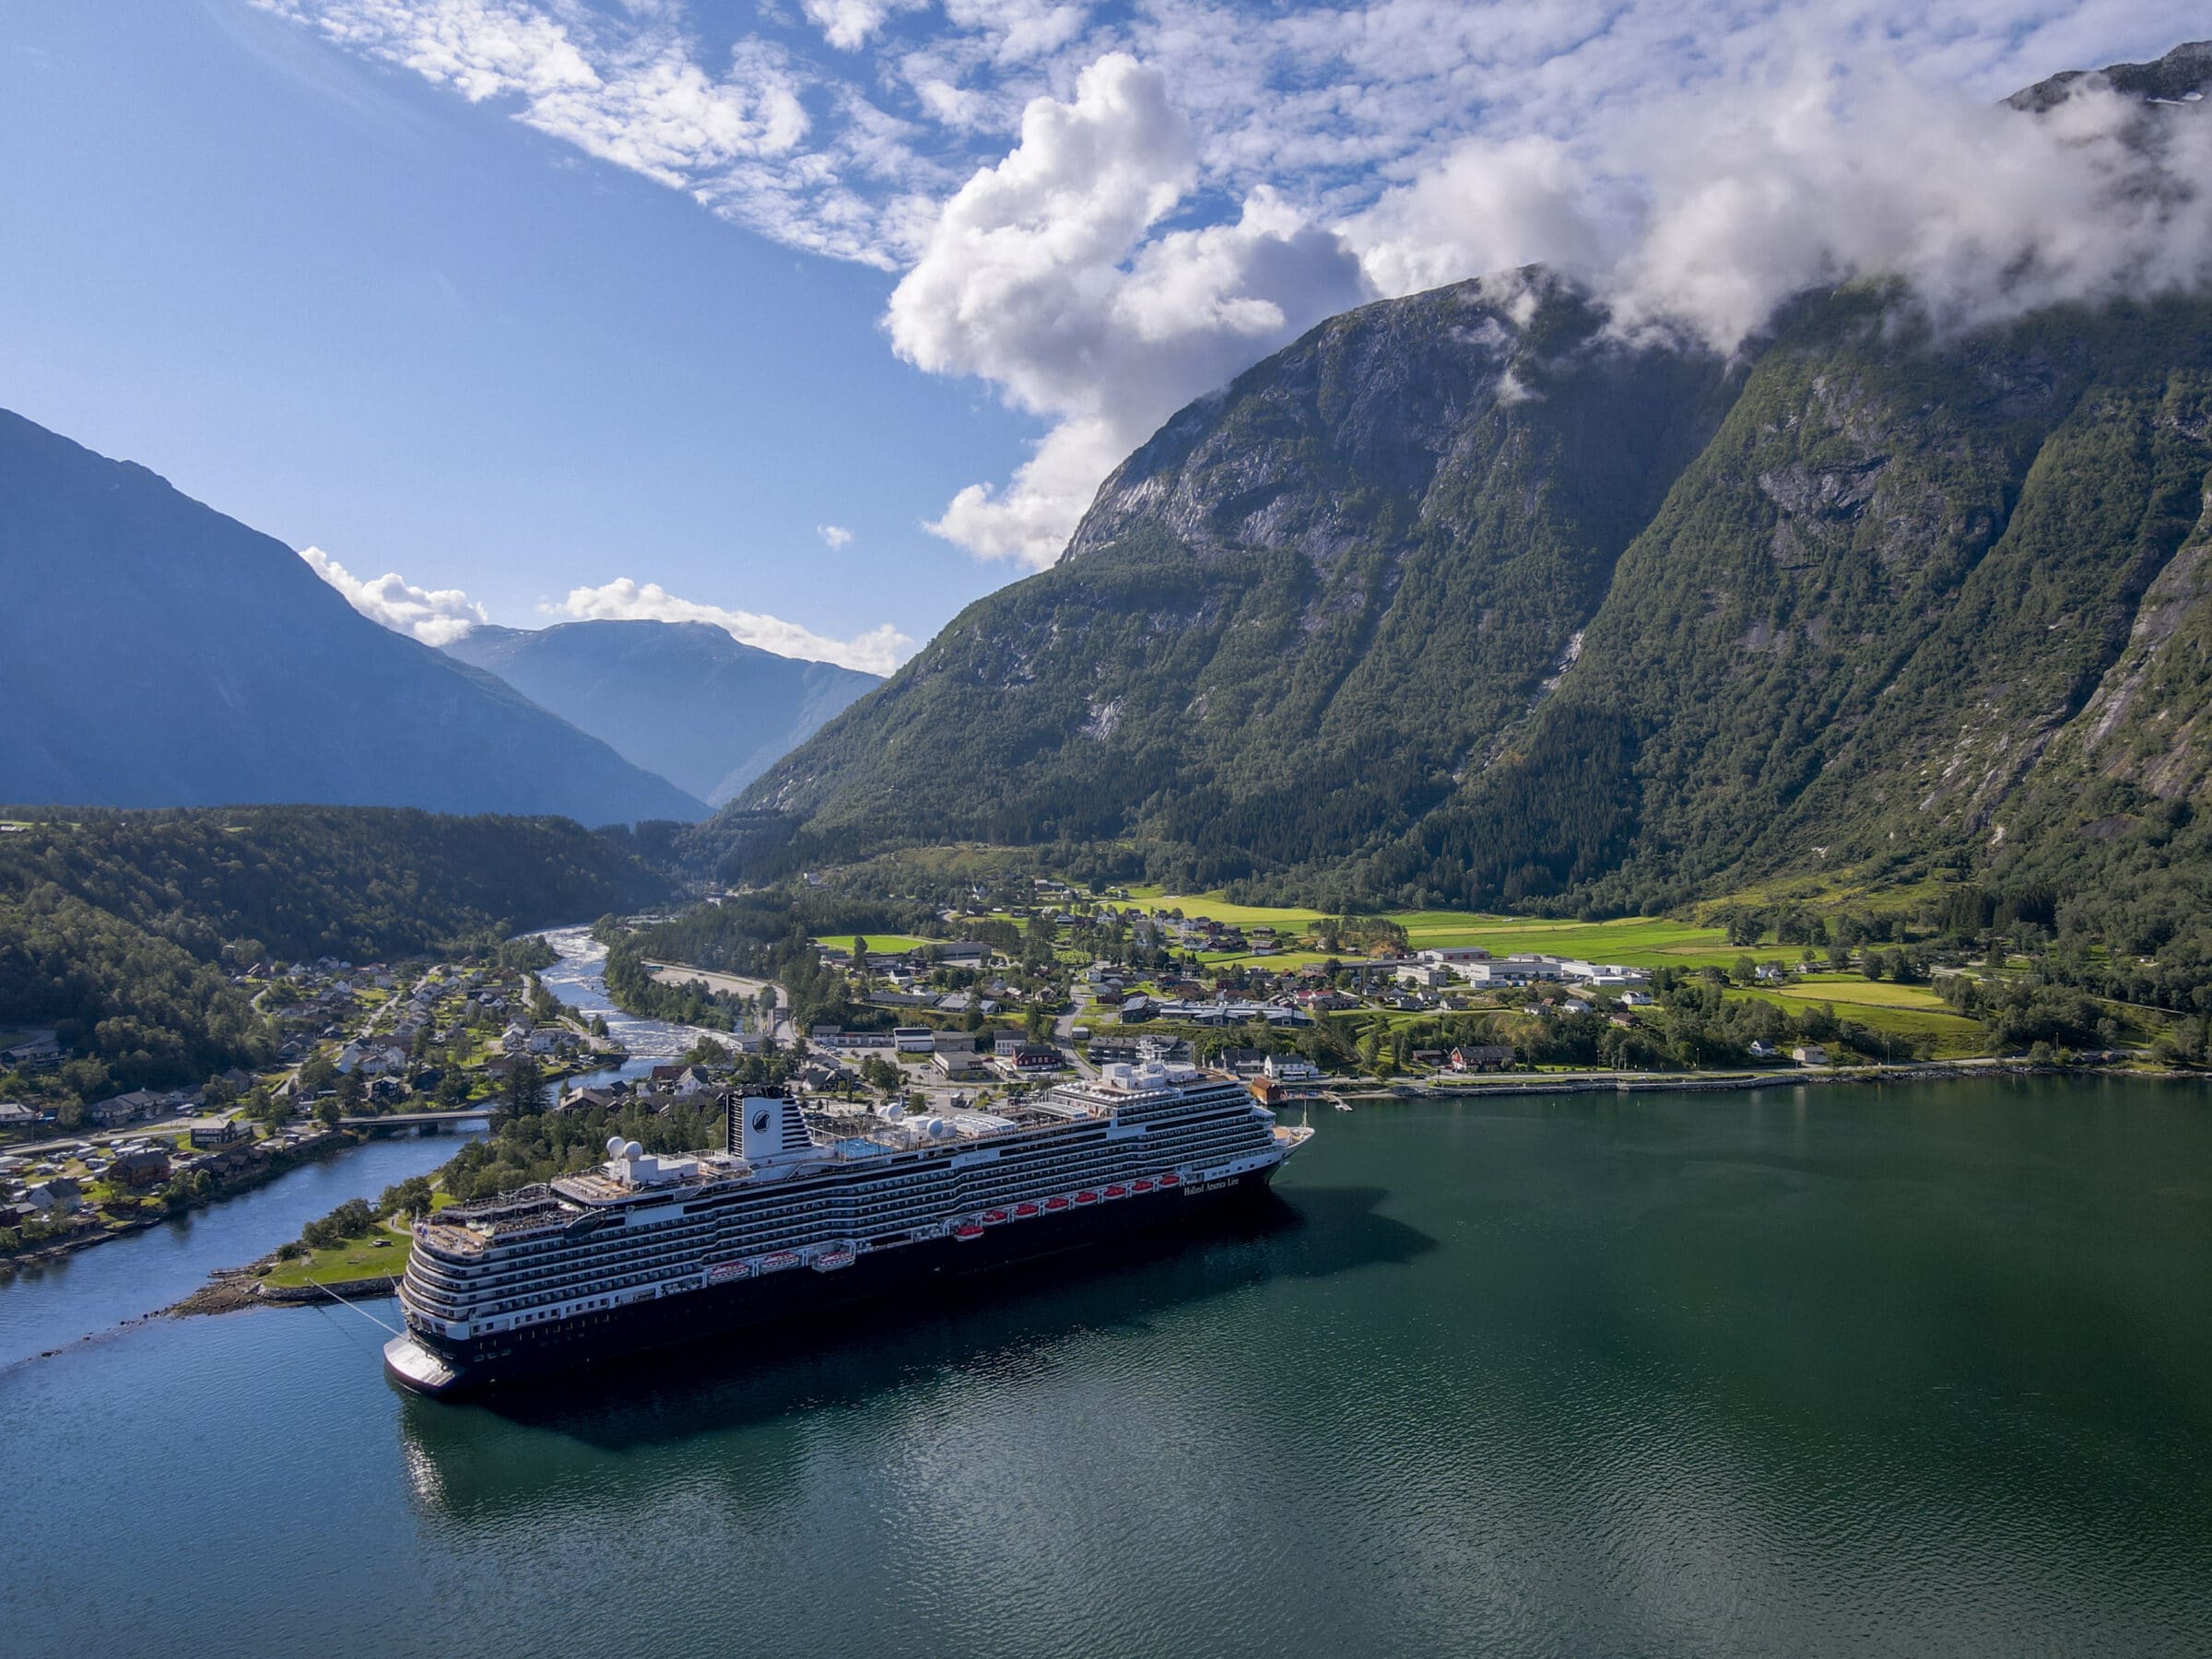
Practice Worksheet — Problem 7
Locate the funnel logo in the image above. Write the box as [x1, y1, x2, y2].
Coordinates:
[751, 1109, 771, 1135]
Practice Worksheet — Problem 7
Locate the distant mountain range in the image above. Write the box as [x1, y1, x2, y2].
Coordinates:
[736, 42, 2212, 934]
[0, 410, 708, 825]
[445, 619, 877, 806]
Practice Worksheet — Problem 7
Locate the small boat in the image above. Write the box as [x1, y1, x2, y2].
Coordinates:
[1044, 1195, 1071, 1212]
[1158, 1171, 1182, 1188]
[810, 1247, 857, 1272]
[1103, 1184, 1128, 1200]
[982, 1209, 1008, 1225]
[1075, 1190, 1100, 1206]
[1131, 1178, 1154, 1194]
[1013, 1201, 1041, 1218]
[952, 1221, 985, 1241]
[756, 1250, 802, 1273]
[1334, 1100, 1352, 1112]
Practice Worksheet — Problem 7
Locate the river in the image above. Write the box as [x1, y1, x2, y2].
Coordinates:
[4, 1064, 2210, 1653]
[0, 926, 699, 1369]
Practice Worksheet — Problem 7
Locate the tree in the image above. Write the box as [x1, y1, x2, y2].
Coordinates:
[314, 1096, 343, 1129]
[500, 1055, 547, 1121]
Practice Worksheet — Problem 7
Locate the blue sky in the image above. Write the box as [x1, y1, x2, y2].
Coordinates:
[3, 0, 2205, 672]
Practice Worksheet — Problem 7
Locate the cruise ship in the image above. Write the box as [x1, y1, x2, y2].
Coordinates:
[383, 1060, 1314, 1398]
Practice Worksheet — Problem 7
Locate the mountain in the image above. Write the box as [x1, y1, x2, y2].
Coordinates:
[0, 411, 708, 825]
[444, 619, 877, 806]
[735, 44, 2212, 930]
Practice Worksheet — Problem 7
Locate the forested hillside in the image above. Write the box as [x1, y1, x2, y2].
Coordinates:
[0, 806, 666, 1094]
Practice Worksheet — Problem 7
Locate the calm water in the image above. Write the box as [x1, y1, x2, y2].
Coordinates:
[4, 1076, 2209, 1656]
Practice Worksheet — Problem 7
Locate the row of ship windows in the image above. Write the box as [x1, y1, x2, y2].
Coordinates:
[420, 1120, 1271, 1296]
[418, 1124, 1272, 1302]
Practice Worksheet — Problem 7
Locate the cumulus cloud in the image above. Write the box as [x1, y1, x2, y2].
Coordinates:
[891, 56, 1366, 564]
[817, 523, 853, 548]
[551, 578, 912, 674]
[264, 2, 2212, 568]
[300, 546, 487, 646]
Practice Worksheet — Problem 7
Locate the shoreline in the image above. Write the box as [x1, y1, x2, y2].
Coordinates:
[0, 1129, 358, 1280]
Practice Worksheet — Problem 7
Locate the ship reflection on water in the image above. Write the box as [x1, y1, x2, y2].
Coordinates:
[394, 1182, 1430, 1523]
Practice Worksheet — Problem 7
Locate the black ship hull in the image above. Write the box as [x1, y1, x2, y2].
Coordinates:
[384, 1167, 1279, 1399]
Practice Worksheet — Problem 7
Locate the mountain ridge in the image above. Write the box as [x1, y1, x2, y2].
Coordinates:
[0, 409, 709, 825]
[444, 618, 877, 806]
[733, 41, 2212, 929]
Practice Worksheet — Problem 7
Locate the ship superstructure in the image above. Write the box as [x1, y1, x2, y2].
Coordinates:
[384, 1061, 1312, 1396]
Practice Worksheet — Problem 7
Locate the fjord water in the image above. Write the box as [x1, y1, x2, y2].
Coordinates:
[6, 1078, 2210, 1657]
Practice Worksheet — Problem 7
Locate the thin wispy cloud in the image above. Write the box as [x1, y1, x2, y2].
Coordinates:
[261, 1, 2212, 566]
[817, 523, 853, 548]
[300, 546, 487, 645]
[551, 577, 911, 673]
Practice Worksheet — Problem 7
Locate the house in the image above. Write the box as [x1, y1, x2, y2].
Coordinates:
[932, 1032, 978, 1054]
[1619, 991, 1654, 1007]
[189, 1119, 246, 1148]
[0, 1101, 35, 1128]
[23, 1177, 81, 1215]
[1008, 1044, 1063, 1072]
[1394, 963, 1455, 990]
[85, 1090, 166, 1127]
[893, 1027, 935, 1053]
[1754, 962, 1787, 982]
[1417, 947, 1492, 966]
[1793, 1044, 1830, 1066]
[796, 1061, 855, 1093]
[109, 1147, 171, 1187]
[560, 1087, 626, 1114]
[1747, 1040, 1776, 1059]
[526, 1030, 561, 1055]
[1450, 1043, 1516, 1073]
[935, 942, 991, 970]
[0, 1035, 61, 1069]
[500, 1023, 533, 1054]
[1218, 1047, 1270, 1077]
[932, 1049, 990, 1080]
[1263, 1053, 1321, 1083]
[1562, 998, 1593, 1015]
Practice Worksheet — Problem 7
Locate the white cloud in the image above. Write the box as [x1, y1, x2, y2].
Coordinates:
[551, 578, 911, 674]
[300, 546, 487, 646]
[817, 523, 853, 548]
[263, 3, 2212, 570]
[891, 57, 1367, 564]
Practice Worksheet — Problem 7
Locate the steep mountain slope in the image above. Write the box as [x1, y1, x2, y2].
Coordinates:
[0, 411, 707, 824]
[747, 277, 1737, 880]
[445, 619, 877, 805]
[736, 46, 2212, 914]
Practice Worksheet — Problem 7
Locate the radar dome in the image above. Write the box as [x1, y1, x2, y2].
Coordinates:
[606, 1135, 626, 1157]
[624, 1140, 643, 1160]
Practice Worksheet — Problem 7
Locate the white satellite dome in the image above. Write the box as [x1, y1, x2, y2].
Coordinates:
[606, 1135, 626, 1157]
[624, 1140, 643, 1160]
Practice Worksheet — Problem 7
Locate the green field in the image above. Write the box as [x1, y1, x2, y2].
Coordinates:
[261, 1224, 410, 1288]
[1735, 985, 1987, 1059]
[1112, 890, 1801, 969]
[816, 934, 940, 955]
